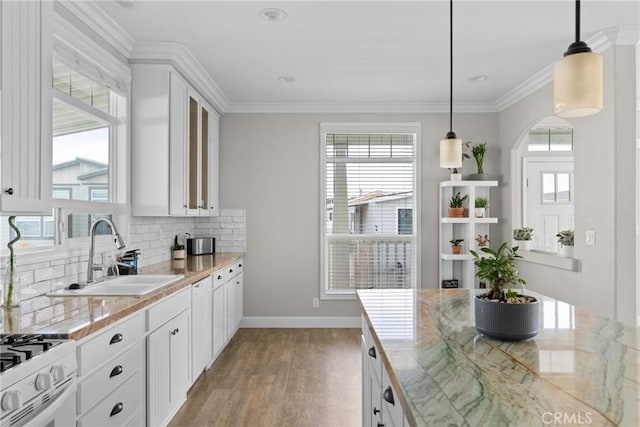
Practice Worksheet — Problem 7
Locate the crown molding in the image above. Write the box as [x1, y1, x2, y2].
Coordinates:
[55, 0, 134, 59]
[225, 101, 498, 114]
[129, 42, 230, 114]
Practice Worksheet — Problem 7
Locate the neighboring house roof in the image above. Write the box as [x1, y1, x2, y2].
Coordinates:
[327, 190, 413, 210]
[77, 167, 108, 180]
[348, 190, 412, 206]
[52, 157, 107, 171]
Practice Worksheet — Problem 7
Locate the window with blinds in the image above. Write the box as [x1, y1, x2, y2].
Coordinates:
[321, 123, 420, 298]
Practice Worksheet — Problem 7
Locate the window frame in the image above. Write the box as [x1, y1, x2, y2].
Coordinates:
[319, 122, 421, 300]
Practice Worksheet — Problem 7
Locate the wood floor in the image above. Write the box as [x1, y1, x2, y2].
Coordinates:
[169, 328, 362, 427]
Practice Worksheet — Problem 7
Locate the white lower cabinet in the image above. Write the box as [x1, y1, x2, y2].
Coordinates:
[212, 271, 226, 358]
[147, 288, 191, 427]
[191, 276, 213, 382]
[361, 315, 406, 427]
[76, 312, 146, 427]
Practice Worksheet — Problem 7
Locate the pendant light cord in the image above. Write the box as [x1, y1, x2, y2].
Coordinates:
[449, 0, 453, 133]
[575, 0, 581, 43]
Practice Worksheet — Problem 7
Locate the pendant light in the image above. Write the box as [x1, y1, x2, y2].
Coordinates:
[553, 0, 603, 118]
[440, 0, 463, 178]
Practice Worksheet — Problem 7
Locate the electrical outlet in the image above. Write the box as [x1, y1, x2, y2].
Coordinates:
[312, 298, 319, 308]
[586, 230, 595, 246]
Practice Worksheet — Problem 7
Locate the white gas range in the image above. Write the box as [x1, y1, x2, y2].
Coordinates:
[0, 334, 77, 426]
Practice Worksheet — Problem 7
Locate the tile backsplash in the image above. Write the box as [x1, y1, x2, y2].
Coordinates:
[1, 209, 245, 330]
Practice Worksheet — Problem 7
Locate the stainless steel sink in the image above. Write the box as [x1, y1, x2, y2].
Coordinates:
[47, 274, 185, 297]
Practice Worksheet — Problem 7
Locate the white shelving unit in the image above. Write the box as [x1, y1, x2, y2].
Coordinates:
[439, 180, 499, 289]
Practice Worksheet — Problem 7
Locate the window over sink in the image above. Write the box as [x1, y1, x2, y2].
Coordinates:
[1, 34, 129, 253]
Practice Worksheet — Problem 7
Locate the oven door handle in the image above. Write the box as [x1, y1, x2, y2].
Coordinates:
[21, 379, 76, 426]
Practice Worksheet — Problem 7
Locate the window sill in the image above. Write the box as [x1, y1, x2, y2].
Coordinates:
[518, 250, 579, 272]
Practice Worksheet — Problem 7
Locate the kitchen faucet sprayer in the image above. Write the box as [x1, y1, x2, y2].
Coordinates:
[87, 218, 126, 284]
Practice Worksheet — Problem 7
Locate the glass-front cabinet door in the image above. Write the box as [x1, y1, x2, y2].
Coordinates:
[186, 93, 218, 216]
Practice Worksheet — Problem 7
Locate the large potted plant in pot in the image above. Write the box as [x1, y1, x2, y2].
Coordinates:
[470, 243, 539, 340]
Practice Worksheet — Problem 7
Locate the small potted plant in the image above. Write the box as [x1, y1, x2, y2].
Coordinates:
[468, 142, 488, 180]
[447, 192, 468, 218]
[475, 234, 489, 248]
[512, 226, 533, 251]
[470, 243, 539, 340]
[450, 239, 464, 254]
[172, 235, 185, 260]
[556, 229, 574, 258]
[474, 197, 488, 218]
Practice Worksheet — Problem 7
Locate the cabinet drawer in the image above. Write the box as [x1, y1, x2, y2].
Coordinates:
[223, 262, 239, 282]
[78, 371, 144, 427]
[77, 341, 144, 414]
[147, 287, 190, 332]
[78, 312, 144, 376]
[212, 269, 224, 290]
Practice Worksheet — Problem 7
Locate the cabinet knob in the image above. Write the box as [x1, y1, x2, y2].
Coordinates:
[383, 386, 395, 405]
[217, 275, 222, 280]
[109, 333, 123, 345]
[4, 188, 13, 195]
[184, 205, 187, 208]
[373, 407, 381, 415]
[239, 264, 242, 268]
[110, 402, 124, 417]
[377, 423, 385, 427]
[368, 346, 377, 359]
[109, 365, 123, 378]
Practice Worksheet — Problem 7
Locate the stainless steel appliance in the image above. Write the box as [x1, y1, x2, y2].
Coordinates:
[187, 237, 215, 255]
[0, 334, 77, 426]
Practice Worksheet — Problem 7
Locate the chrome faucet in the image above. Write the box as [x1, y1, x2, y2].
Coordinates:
[87, 218, 126, 284]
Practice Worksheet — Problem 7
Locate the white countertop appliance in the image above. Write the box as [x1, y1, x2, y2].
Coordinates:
[0, 334, 77, 426]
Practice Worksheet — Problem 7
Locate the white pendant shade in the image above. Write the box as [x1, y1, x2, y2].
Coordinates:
[553, 51, 603, 118]
[440, 137, 462, 168]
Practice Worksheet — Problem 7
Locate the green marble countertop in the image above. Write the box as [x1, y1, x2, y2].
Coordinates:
[357, 288, 640, 427]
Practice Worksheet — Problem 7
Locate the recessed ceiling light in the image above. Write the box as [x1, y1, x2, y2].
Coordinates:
[259, 8, 288, 21]
[113, 0, 137, 8]
[469, 75, 489, 82]
[277, 76, 295, 83]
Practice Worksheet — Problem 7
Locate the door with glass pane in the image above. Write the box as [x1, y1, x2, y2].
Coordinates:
[524, 159, 574, 252]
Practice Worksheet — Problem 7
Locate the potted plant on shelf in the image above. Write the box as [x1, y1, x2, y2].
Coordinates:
[447, 192, 468, 218]
[450, 239, 464, 254]
[512, 227, 533, 251]
[556, 229, 574, 258]
[468, 142, 488, 180]
[470, 242, 539, 340]
[172, 235, 185, 260]
[475, 234, 489, 248]
[474, 197, 488, 218]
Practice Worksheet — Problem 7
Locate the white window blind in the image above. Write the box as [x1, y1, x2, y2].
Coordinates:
[321, 123, 419, 298]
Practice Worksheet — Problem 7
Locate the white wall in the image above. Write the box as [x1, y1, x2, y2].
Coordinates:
[219, 112, 499, 319]
[499, 46, 637, 325]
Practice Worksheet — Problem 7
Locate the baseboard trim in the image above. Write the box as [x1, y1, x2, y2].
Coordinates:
[240, 316, 360, 328]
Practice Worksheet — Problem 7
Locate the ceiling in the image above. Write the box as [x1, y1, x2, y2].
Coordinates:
[96, 0, 639, 112]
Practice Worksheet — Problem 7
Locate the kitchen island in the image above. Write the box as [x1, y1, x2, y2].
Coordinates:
[357, 288, 639, 426]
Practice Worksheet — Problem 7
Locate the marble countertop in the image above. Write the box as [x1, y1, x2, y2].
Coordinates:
[1, 253, 243, 340]
[357, 288, 640, 427]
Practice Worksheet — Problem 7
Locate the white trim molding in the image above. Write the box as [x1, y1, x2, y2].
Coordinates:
[129, 42, 230, 114]
[241, 316, 361, 328]
[226, 101, 498, 114]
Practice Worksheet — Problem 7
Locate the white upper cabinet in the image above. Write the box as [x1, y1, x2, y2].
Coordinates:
[131, 63, 219, 216]
[0, 0, 53, 214]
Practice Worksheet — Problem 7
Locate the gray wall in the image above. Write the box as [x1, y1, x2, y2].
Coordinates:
[219, 112, 499, 318]
[498, 46, 637, 325]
